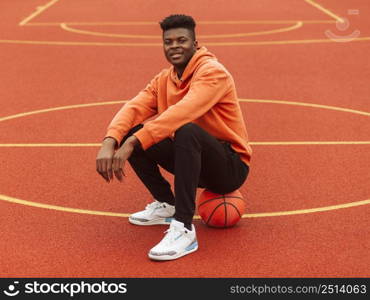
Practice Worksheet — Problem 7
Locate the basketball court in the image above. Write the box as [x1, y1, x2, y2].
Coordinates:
[0, 0, 369, 277]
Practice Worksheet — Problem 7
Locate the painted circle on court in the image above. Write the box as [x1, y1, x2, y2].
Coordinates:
[0, 98, 369, 218]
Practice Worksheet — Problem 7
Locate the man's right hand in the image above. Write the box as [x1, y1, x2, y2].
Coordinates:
[96, 137, 117, 182]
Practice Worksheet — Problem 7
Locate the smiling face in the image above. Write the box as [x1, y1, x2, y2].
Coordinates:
[163, 28, 198, 75]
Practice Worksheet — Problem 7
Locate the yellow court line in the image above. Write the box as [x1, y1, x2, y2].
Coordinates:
[0, 98, 369, 218]
[304, 0, 344, 23]
[250, 141, 370, 145]
[0, 193, 130, 218]
[1, 98, 369, 124]
[0, 39, 159, 47]
[25, 20, 336, 26]
[0, 193, 369, 219]
[1, 36, 370, 47]
[204, 36, 370, 46]
[0, 99, 369, 147]
[0, 101, 126, 122]
[0, 143, 102, 147]
[19, 0, 59, 26]
[1, 141, 370, 148]
[241, 99, 370, 116]
[60, 22, 303, 39]
[245, 199, 370, 218]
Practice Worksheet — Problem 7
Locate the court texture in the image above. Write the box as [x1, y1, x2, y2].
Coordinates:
[0, 0, 369, 277]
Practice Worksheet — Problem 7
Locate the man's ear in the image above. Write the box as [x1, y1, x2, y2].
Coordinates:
[194, 40, 198, 49]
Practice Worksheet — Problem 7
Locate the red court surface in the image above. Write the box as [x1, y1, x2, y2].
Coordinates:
[0, 0, 369, 278]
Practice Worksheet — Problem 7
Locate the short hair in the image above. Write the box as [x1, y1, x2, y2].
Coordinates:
[159, 14, 196, 40]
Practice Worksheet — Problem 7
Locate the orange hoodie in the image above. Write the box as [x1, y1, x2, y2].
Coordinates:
[105, 46, 252, 166]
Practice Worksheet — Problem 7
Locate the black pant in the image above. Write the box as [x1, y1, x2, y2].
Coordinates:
[121, 123, 249, 226]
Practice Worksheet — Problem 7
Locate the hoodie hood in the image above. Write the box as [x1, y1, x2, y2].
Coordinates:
[170, 46, 217, 82]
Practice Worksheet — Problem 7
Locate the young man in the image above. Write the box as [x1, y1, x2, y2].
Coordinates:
[96, 14, 252, 261]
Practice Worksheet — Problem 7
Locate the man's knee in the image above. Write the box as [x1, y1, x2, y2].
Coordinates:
[173, 123, 204, 151]
[174, 123, 200, 139]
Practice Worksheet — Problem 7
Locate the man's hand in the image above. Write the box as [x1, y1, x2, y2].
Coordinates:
[96, 137, 117, 182]
[96, 136, 140, 183]
[112, 136, 139, 182]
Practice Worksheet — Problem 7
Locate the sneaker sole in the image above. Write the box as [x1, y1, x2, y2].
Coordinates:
[148, 242, 198, 261]
[129, 216, 173, 226]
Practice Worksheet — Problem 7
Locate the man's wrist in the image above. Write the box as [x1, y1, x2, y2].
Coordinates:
[126, 135, 141, 147]
[102, 137, 118, 148]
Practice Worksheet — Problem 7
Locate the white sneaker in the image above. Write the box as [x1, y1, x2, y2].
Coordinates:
[148, 219, 198, 261]
[129, 200, 175, 226]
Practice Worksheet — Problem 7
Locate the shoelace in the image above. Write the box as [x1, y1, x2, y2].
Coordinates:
[161, 225, 188, 245]
[145, 201, 162, 212]
[162, 228, 180, 245]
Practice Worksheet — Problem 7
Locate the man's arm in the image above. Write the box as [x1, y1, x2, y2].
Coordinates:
[96, 73, 159, 182]
[96, 137, 117, 182]
[104, 74, 160, 146]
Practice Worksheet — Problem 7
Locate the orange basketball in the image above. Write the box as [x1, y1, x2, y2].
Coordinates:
[197, 189, 246, 228]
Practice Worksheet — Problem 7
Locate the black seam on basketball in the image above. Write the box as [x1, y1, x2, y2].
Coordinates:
[226, 203, 242, 218]
[206, 202, 226, 225]
[198, 195, 243, 208]
[223, 194, 227, 228]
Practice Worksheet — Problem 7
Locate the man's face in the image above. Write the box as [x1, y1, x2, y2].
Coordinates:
[163, 28, 198, 69]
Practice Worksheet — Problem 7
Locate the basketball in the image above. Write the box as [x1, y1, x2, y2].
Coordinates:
[197, 189, 246, 228]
